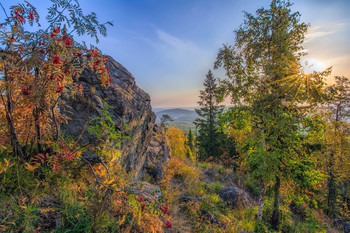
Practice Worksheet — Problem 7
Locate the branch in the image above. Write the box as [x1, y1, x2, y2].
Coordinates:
[0, 3, 9, 19]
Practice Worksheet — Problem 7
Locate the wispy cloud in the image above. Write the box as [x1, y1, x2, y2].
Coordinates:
[304, 22, 346, 43]
[156, 29, 198, 52]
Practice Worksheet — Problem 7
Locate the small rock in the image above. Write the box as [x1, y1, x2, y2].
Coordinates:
[180, 194, 204, 203]
[344, 222, 350, 233]
[200, 171, 212, 184]
[137, 182, 161, 203]
[173, 179, 185, 189]
[218, 185, 253, 208]
[200, 209, 219, 224]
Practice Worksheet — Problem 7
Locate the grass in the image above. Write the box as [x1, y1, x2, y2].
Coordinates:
[0, 152, 336, 233]
[158, 155, 335, 233]
[0, 156, 166, 232]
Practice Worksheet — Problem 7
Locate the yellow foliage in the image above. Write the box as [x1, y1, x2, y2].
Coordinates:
[139, 212, 164, 233]
[0, 158, 15, 174]
[166, 127, 187, 159]
[24, 162, 40, 171]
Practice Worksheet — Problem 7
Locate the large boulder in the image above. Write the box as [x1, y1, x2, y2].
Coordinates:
[218, 185, 254, 208]
[61, 56, 155, 179]
[144, 124, 171, 181]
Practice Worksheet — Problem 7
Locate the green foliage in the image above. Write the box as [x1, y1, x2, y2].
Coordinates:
[46, 0, 113, 43]
[195, 70, 228, 160]
[215, 0, 332, 229]
[88, 100, 126, 161]
[160, 114, 174, 128]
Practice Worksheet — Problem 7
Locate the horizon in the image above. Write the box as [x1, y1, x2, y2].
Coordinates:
[1, 0, 349, 108]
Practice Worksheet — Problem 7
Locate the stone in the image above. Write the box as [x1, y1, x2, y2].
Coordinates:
[200, 171, 212, 184]
[344, 223, 350, 233]
[61, 56, 155, 179]
[144, 124, 171, 181]
[179, 194, 204, 203]
[333, 219, 350, 233]
[218, 185, 253, 208]
[200, 209, 219, 224]
[138, 182, 162, 203]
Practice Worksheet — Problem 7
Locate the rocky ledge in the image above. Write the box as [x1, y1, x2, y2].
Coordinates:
[61, 56, 158, 179]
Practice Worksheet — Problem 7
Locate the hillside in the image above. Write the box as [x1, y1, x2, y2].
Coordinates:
[154, 108, 197, 124]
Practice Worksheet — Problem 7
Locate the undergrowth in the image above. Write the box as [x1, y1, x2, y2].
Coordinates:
[0, 155, 169, 232]
[159, 156, 334, 233]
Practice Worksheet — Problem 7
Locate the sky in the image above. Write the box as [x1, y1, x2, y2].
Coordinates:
[1, 0, 349, 108]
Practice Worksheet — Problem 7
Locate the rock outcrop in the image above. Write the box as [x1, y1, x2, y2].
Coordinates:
[61, 56, 155, 179]
[144, 124, 171, 181]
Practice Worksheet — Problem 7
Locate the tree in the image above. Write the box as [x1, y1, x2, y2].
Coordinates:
[215, 0, 329, 229]
[160, 114, 173, 128]
[324, 76, 350, 218]
[185, 129, 198, 161]
[186, 129, 194, 152]
[0, 0, 111, 159]
[166, 127, 186, 159]
[194, 69, 225, 160]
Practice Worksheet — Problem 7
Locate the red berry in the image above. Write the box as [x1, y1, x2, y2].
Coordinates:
[165, 221, 172, 228]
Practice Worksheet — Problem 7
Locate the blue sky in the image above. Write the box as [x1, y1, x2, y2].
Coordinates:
[1, 0, 349, 107]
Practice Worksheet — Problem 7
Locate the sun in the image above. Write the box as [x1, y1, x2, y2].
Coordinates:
[304, 58, 326, 73]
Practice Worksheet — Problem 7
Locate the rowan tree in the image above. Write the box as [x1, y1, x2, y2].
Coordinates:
[0, 0, 111, 159]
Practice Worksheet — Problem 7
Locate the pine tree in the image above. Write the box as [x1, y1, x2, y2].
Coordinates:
[194, 70, 224, 160]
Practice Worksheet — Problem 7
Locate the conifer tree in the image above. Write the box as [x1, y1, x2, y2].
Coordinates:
[194, 70, 224, 160]
[186, 129, 194, 152]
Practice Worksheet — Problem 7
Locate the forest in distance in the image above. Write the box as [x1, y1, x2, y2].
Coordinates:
[0, 0, 349, 232]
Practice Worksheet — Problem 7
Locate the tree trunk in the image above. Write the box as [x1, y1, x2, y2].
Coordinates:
[5, 110, 23, 158]
[34, 107, 42, 153]
[271, 175, 281, 230]
[327, 152, 337, 218]
[3, 67, 23, 159]
[257, 182, 266, 221]
[327, 108, 340, 218]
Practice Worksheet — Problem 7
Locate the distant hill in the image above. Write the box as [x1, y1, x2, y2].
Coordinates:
[153, 108, 198, 131]
[154, 108, 198, 125]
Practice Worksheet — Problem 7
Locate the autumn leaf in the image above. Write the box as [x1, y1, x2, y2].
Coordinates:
[24, 162, 40, 171]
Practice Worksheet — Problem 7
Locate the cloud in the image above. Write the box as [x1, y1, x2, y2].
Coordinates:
[304, 22, 346, 43]
[156, 29, 199, 52]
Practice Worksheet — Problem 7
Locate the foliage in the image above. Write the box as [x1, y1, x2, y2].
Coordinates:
[215, 0, 331, 229]
[322, 76, 350, 219]
[88, 100, 124, 161]
[160, 114, 173, 128]
[166, 126, 187, 159]
[0, 1, 172, 232]
[185, 129, 198, 161]
[0, 0, 111, 159]
[194, 70, 227, 160]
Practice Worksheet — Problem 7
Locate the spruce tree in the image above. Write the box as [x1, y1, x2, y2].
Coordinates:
[194, 70, 224, 160]
[186, 129, 195, 152]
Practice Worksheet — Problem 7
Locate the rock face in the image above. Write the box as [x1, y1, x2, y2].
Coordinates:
[144, 124, 171, 181]
[218, 186, 254, 208]
[61, 56, 155, 179]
